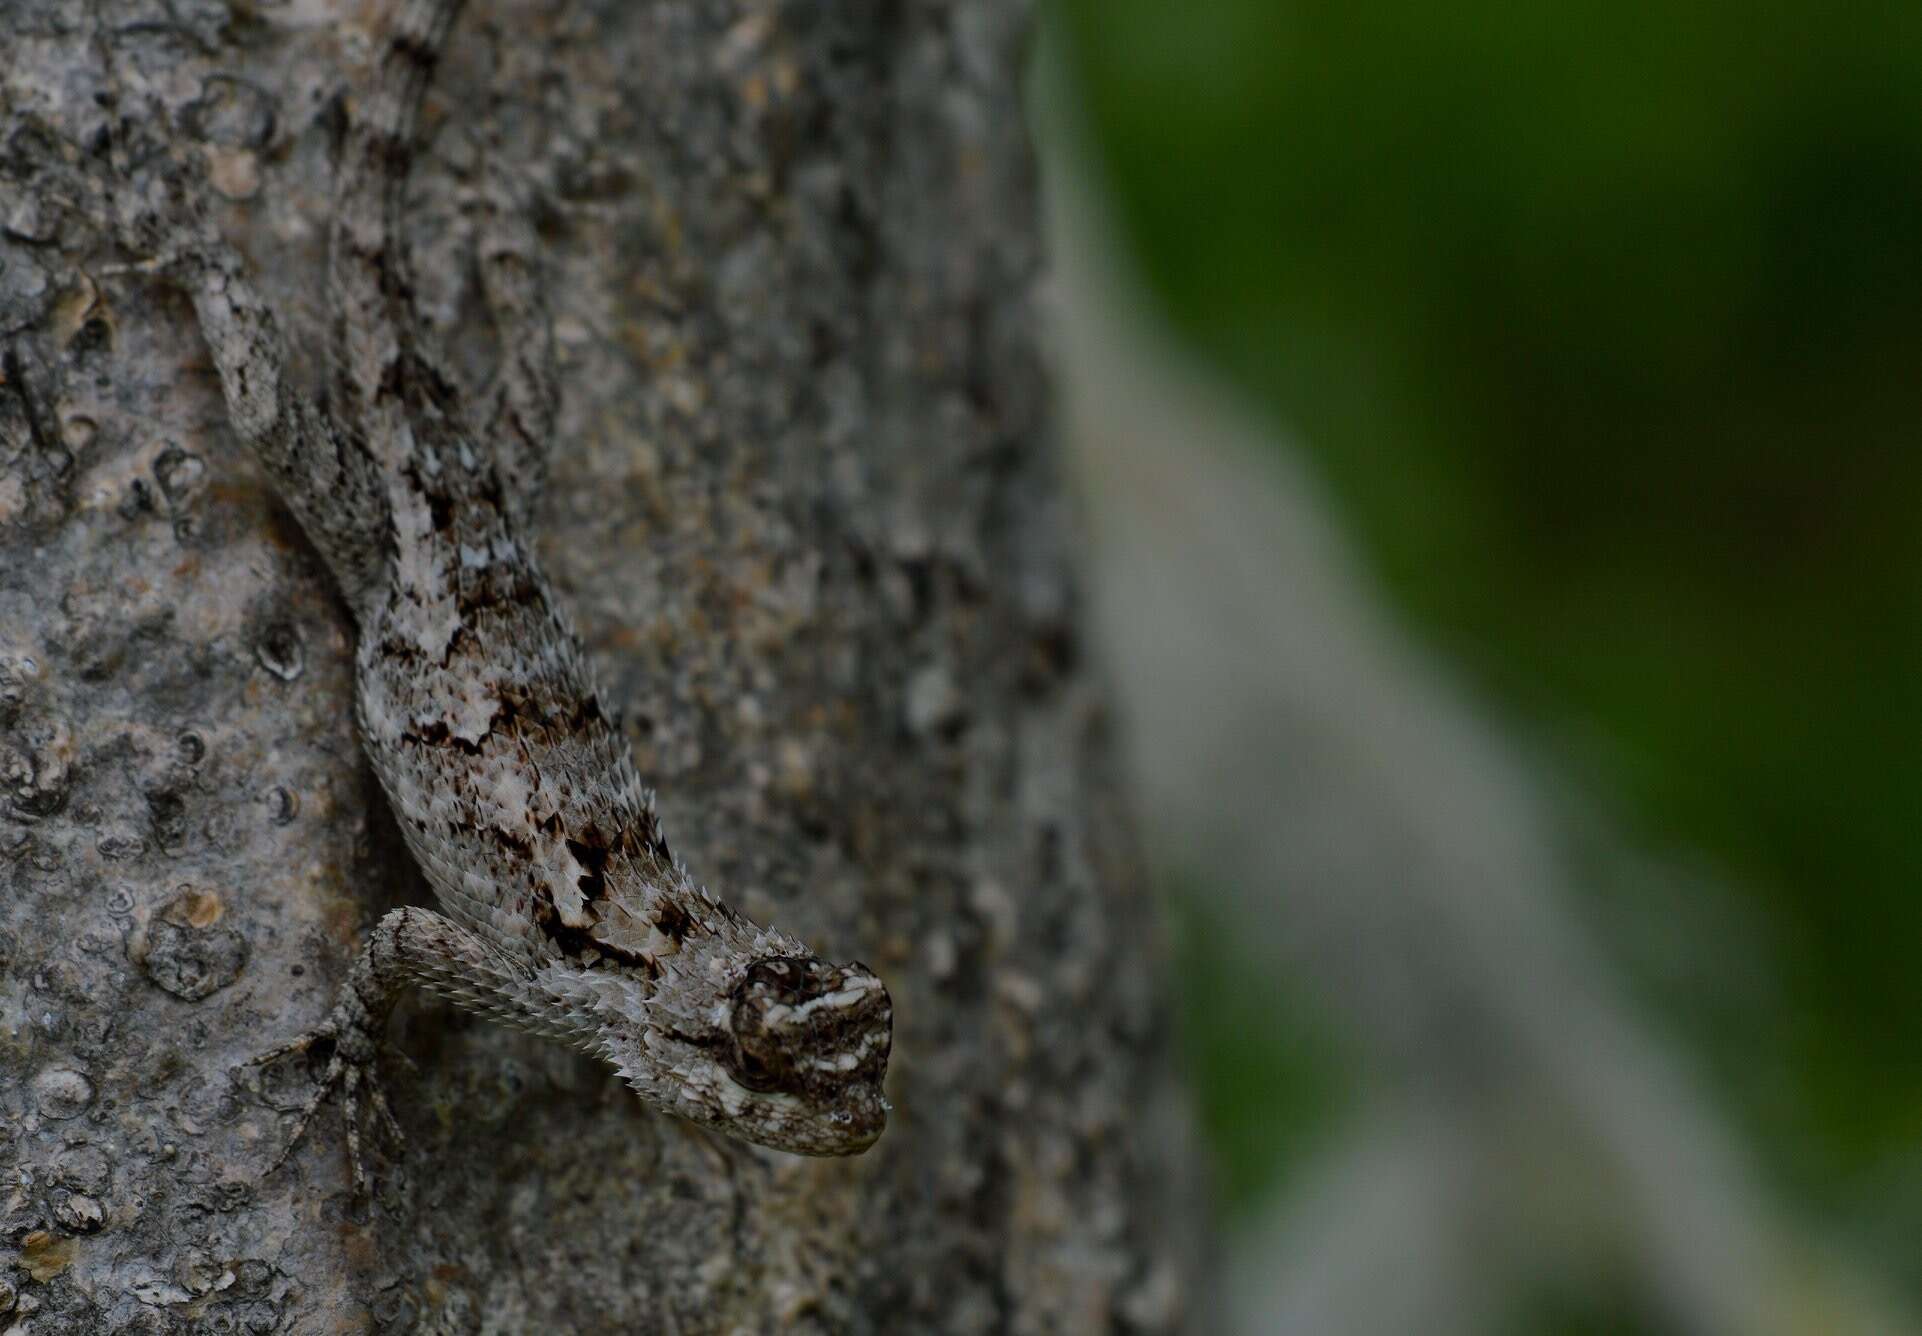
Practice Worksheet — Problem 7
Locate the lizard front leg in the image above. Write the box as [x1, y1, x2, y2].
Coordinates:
[243, 905, 527, 1195]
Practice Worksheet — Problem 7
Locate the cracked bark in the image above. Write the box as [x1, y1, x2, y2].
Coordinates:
[0, 1, 1203, 1331]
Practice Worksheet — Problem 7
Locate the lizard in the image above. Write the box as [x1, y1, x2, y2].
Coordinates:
[23, 0, 893, 1194]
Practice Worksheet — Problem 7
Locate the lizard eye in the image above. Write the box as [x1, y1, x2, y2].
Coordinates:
[724, 954, 892, 1104]
[726, 955, 811, 1093]
[728, 1040, 783, 1093]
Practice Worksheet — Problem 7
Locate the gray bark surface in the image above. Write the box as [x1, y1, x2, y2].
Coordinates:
[0, 1, 1202, 1331]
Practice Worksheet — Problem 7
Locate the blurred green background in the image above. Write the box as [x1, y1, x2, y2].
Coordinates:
[1052, 0, 1922, 1312]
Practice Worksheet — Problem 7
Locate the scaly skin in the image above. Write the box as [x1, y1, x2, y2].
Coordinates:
[33, 0, 892, 1194]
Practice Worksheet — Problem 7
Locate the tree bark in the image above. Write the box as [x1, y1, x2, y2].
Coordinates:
[0, 1, 1203, 1331]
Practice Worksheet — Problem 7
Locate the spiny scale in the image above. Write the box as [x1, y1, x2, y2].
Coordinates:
[96, 0, 895, 1193]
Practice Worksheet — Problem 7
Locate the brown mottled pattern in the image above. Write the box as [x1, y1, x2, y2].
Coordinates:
[71, 0, 894, 1191]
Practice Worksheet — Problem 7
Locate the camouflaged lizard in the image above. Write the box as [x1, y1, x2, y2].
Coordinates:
[38, 0, 893, 1193]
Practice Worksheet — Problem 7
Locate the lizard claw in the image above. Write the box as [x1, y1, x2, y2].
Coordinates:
[237, 1015, 405, 1199]
[364, 1072, 407, 1149]
[238, 1018, 338, 1073]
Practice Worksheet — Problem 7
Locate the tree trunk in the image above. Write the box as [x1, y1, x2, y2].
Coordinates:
[0, 1, 1202, 1330]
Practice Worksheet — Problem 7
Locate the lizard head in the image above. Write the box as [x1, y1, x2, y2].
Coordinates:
[604, 948, 894, 1156]
[715, 954, 893, 1155]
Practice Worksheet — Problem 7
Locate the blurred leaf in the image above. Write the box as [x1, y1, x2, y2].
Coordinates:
[1056, 0, 1922, 1266]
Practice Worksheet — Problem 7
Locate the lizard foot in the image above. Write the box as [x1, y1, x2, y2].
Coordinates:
[237, 1010, 406, 1199]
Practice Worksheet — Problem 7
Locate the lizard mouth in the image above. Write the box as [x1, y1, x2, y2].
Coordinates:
[771, 1080, 889, 1156]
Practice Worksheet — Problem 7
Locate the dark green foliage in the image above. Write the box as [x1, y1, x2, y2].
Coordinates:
[1057, 0, 1922, 1261]
[1167, 893, 1350, 1219]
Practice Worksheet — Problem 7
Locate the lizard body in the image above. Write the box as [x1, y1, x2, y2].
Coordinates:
[36, 0, 892, 1189]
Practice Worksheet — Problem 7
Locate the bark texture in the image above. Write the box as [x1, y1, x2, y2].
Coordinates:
[0, 1, 1202, 1330]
